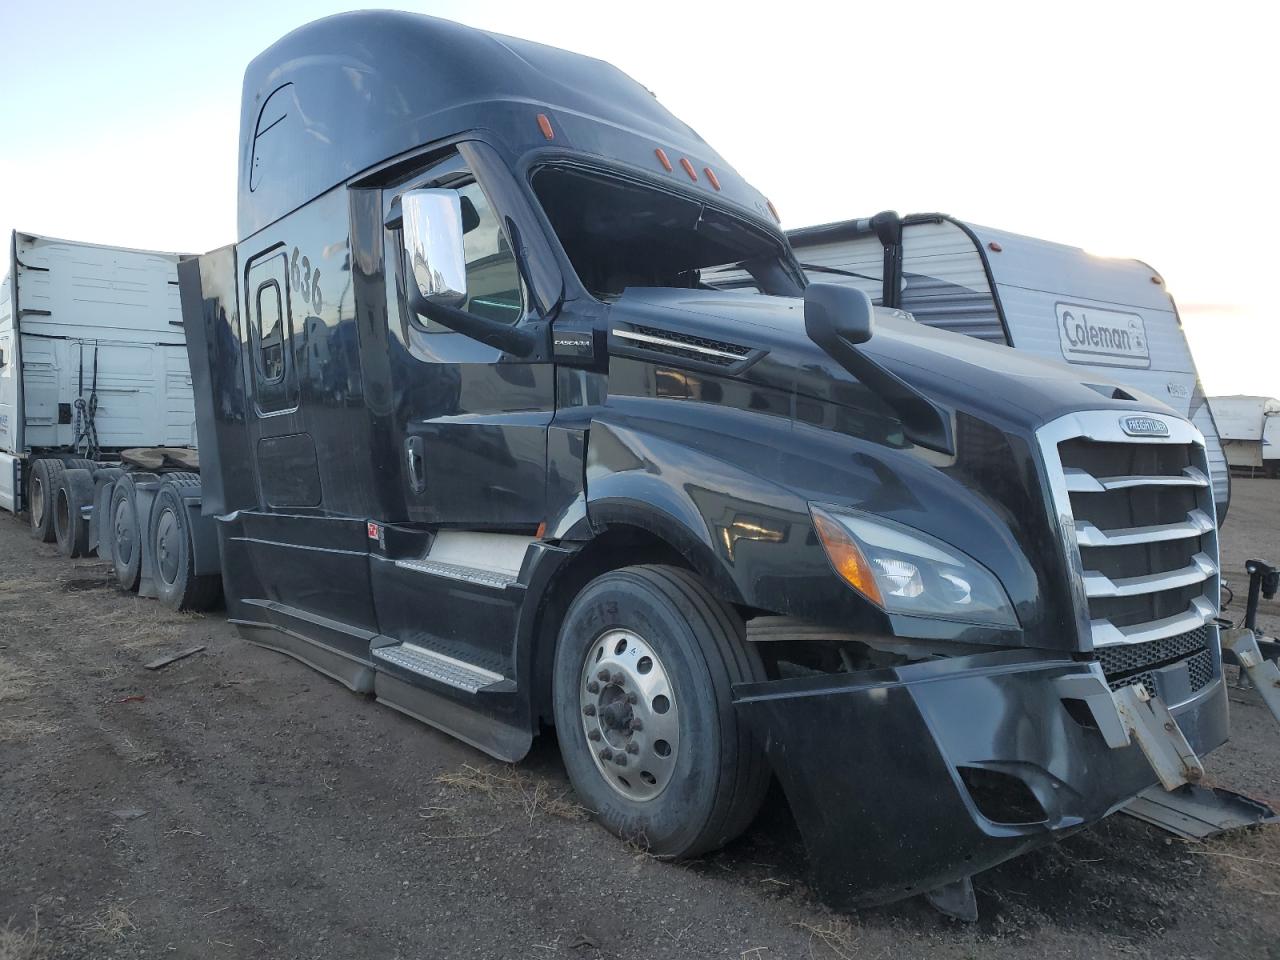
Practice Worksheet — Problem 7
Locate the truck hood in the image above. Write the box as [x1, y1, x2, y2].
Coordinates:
[607, 288, 1179, 436]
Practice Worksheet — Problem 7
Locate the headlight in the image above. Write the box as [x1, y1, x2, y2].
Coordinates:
[810, 504, 1019, 628]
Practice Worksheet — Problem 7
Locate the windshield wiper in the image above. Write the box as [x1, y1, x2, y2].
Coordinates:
[798, 262, 881, 284]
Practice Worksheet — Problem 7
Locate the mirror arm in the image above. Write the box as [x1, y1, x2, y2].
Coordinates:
[805, 308, 954, 456]
[407, 286, 542, 358]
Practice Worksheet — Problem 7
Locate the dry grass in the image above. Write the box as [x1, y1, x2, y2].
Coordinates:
[0, 715, 59, 743]
[433, 763, 589, 824]
[88, 903, 136, 943]
[0, 660, 37, 703]
[0, 915, 49, 960]
[1192, 828, 1280, 899]
[794, 918, 860, 960]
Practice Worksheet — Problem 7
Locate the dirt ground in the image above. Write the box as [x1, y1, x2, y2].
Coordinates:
[1, 480, 1278, 960]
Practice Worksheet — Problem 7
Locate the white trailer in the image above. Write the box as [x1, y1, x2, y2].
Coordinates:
[784, 214, 1233, 518]
[0, 230, 197, 525]
[1209, 395, 1280, 476]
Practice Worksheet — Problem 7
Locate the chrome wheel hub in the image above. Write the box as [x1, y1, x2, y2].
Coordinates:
[31, 477, 44, 527]
[580, 629, 679, 802]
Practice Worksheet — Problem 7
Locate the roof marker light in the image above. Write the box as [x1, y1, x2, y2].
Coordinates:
[679, 157, 698, 181]
[655, 148, 673, 172]
[536, 113, 555, 141]
[704, 167, 721, 191]
[766, 199, 780, 222]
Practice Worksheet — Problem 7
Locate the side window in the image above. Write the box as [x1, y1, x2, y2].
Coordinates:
[244, 251, 297, 413]
[255, 279, 285, 381]
[394, 155, 526, 336]
[454, 180, 523, 325]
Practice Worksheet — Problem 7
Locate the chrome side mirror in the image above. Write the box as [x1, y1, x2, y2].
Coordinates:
[401, 189, 467, 309]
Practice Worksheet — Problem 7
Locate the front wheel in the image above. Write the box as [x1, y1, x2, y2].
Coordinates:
[552, 565, 770, 858]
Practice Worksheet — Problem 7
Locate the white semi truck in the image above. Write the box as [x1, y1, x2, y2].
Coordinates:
[1209, 395, 1280, 477]
[783, 213, 1233, 519]
[0, 230, 198, 549]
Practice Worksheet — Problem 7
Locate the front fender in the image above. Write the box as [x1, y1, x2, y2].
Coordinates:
[583, 406, 889, 632]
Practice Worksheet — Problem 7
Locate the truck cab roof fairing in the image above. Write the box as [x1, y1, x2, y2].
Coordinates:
[237, 11, 772, 238]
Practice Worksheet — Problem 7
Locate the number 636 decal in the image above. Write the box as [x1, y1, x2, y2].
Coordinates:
[290, 246, 323, 314]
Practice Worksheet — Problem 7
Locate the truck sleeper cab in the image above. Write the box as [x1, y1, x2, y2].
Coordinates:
[180, 11, 1229, 912]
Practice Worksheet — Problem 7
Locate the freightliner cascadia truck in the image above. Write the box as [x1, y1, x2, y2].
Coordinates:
[780, 214, 1233, 520]
[168, 12, 1238, 915]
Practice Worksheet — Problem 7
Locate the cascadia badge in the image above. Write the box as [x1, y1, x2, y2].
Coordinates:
[1121, 415, 1170, 438]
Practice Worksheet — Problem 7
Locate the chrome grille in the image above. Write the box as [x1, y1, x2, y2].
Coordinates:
[1038, 412, 1221, 678]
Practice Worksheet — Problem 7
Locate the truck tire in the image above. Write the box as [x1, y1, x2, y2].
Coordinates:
[109, 473, 151, 591]
[28, 459, 65, 542]
[53, 468, 94, 558]
[552, 564, 770, 858]
[150, 480, 221, 611]
[65, 457, 96, 474]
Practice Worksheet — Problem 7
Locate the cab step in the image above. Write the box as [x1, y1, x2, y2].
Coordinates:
[371, 642, 512, 694]
[394, 557, 518, 590]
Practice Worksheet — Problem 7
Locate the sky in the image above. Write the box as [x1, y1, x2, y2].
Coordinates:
[1, 0, 1274, 396]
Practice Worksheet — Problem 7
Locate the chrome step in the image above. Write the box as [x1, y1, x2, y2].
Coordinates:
[394, 557, 518, 590]
[372, 643, 506, 694]
[1084, 552, 1217, 599]
[1075, 510, 1214, 548]
[1064, 465, 1210, 494]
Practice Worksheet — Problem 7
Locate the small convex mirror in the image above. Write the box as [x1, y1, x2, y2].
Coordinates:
[401, 189, 468, 308]
[803, 283, 875, 344]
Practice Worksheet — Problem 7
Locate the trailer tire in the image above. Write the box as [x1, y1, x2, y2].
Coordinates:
[151, 481, 221, 611]
[53, 468, 94, 558]
[552, 564, 770, 859]
[109, 474, 149, 591]
[28, 459, 65, 542]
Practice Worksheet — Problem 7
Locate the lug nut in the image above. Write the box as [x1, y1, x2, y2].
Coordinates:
[583, 704, 596, 716]
[587, 681, 600, 694]
[600, 748, 613, 761]
[597, 669, 610, 682]
[626, 742, 639, 754]
[626, 692, 638, 705]
[611, 672, 625, 685]
[629, 718, 642, 731]
[614, 754, 628, 767]
[588, 730, 601, 742]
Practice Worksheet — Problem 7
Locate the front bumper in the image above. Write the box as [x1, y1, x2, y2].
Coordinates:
[733, 648, 1229, 908]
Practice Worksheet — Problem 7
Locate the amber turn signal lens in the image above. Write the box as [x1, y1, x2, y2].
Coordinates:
[811, 509, 883, 605]
[536, 113, 555, 140]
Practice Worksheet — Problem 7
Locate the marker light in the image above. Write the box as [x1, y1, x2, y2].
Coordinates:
[810, 505, 1019, 628]
[537, 114, 555, 141]
[811, 509, 883, 605]
[766, 199, 780, 222]
[655, 148, 673, 172]
[679, 157, 698, 181]
[704, 167, 721, 191]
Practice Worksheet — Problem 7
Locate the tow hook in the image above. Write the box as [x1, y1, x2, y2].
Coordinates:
[1110, 684, 1205, 790]
[1222, 627, 1280, 726]
[1057, 664, 1204, 790]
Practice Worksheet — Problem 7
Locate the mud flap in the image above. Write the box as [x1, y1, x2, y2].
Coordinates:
[924, 876, 977, 922]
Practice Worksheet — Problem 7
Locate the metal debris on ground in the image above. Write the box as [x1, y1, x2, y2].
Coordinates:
[144, 645, 207, 671]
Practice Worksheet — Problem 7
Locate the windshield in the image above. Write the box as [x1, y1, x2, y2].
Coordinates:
[531, 164, 803, 300]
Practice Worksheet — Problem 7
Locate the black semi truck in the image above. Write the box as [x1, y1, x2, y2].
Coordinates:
[156, 12, 1233, 913]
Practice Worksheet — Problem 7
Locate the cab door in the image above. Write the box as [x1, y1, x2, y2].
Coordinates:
[381, 147, 555, 529]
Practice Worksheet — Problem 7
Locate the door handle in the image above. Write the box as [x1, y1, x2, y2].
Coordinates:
[405, 436, 426, 494]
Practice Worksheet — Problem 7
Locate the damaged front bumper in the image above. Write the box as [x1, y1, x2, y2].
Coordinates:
[733, 648, 1229, 908]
